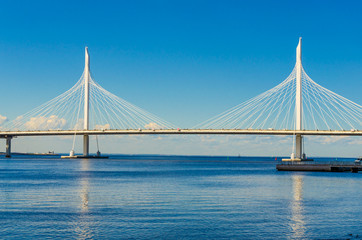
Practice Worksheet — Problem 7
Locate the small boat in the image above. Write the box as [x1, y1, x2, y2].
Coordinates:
[355, 157, 362, 164]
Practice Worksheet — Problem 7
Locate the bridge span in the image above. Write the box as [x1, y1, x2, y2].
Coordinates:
[1, 38, 361, 158]
[1, 129, 360, 158]
[0, 129, 361, 137]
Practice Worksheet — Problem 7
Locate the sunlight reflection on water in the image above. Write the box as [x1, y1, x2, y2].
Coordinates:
[74, 159, 93, 240]
[290, 174, 306, 240]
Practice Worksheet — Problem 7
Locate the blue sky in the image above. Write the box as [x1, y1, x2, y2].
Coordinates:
[0, 0, 361, 156]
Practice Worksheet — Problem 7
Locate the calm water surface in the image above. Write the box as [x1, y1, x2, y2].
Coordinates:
[0, 155, 360, 239]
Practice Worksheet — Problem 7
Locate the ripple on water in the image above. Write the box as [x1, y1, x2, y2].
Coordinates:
[0, 156, 360, 239]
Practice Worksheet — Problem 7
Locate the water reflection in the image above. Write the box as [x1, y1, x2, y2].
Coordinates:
[80, 159, 89, 212]
[75, 159, 93, 240]
[289, 174, 306, 239]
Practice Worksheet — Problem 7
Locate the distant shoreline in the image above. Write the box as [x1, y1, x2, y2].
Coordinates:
[0, 152, 356, 160]
[0, 152, 59, 156]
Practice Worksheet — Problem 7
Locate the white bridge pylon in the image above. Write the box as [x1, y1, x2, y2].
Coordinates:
[295, 38, 303, 159]
[4, 49, 176, 132]
[3, 47, 176, 155]
[194, 38, 362, 159]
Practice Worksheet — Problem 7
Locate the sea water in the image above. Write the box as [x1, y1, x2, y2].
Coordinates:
[0, 155, 360, 239]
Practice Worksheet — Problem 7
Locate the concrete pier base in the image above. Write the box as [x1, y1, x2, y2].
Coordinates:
[277, 163, 361, 172]
[61, 155, 108, 159]
[296, 134, 303, 159]
[282, 158, 314, 162]
[5, 136, 12, 158]
[83, 135, 89, 157]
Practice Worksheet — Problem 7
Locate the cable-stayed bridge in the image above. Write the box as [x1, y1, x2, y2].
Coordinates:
[1, 38, 361, 158]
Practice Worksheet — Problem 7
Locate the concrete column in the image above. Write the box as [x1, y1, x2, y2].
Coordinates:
[83, 47, 90, 157]
[296, 134, 303, 159]
[83, 135, 89, 156]
[84, 47, 90, 131]
[294, 38, 306, 161]
[296, 37, 302, 131]
[5, 136, 12, 158]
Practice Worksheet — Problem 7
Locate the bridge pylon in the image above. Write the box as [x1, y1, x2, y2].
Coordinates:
[286, 37, 312, 162]
[83, 47, 90, 156]
[294, 37, 304, 160]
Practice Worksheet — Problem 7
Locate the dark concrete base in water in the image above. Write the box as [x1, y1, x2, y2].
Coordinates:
[276, 163, 361, 172]
[61, 155, 109, 159]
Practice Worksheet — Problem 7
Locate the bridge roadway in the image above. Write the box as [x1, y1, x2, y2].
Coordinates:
[0, 129, 361, 137]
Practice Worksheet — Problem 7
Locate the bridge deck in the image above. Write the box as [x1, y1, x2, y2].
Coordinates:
[0, 129, 361, 137]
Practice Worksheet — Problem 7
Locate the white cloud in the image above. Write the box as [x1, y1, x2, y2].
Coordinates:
[347, 139, 362, 145]
[0, 114, 8, 125]
[10, 116, 24, 130]
[144, 122, 161, 129]
[24, 115, 67, 130]
[310, 136, 349, 145]
[71, 119, 84, 130]
[94, 124, 110, 130]
[200, 136, 217, 143]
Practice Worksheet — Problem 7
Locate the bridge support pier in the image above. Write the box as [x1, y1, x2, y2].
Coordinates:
[83, 135, 89, 156]
[295, 134, 303, 159]
[5, 136, 12, 158]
